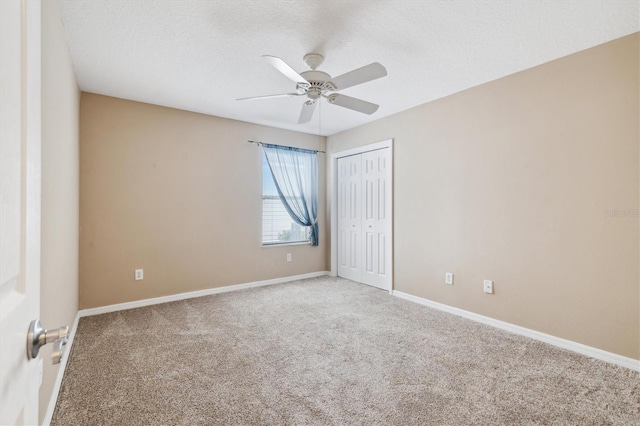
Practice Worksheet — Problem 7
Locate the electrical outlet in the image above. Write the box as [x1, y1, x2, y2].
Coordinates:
[445, 272, 453, 285]
[135, 269, 144, 280]
[483, 280, 493, 294]
[286, 253, 292, 262]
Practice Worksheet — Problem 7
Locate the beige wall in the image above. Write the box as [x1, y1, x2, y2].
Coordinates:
[79, 94, 327, 309]
[40, 0, 80, 422]
[327, 34, 639, 360]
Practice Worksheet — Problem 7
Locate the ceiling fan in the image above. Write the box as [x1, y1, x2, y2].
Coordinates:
[237, 53, 387, 124]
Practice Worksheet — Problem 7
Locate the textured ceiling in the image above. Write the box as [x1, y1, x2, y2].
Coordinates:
[58, 0, 639, 136]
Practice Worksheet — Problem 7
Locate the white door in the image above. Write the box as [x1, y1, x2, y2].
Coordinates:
[337, 155, 362, 282]
[361, 149, 391, 290]
[337, 148, 392, 290]
[0, 0, 42, 424]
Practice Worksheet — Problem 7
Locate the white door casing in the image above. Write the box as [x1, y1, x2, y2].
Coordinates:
[0, 0, 42, 424]
[332, 140, 393, 292]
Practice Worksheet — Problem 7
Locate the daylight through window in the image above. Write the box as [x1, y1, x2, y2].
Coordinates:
[261, 154, 310, 245]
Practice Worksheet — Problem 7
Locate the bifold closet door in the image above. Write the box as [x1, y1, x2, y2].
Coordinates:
[337, 148, 391, 290]
[361, 148, 391, 290]
[337, 154, 362, 282]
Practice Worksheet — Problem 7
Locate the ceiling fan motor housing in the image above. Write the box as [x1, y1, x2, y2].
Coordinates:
[300, 70, 331, 100]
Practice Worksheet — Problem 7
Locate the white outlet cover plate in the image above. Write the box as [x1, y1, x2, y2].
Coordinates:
[135, 269, 144, 280]
[445, 273, 453, 285]
[484, 280, 493, 294]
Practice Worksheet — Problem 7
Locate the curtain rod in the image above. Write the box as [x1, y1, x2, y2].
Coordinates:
[247, 140, 325, 154]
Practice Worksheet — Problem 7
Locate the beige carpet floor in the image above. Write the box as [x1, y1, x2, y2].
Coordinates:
[52, 277, 639, 425]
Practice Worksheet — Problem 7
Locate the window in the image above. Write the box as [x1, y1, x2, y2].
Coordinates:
[262, 153, 310, 245]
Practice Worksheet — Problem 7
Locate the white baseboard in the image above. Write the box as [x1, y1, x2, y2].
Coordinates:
[392, 290, 640, 372]
[42, 310, 80, 426]
[79, 271, 330, 318]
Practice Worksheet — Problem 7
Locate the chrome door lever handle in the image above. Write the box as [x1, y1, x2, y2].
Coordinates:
[27, 319, 69, 361]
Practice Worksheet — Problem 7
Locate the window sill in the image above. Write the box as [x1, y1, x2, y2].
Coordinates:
[262, 241, 311, 248]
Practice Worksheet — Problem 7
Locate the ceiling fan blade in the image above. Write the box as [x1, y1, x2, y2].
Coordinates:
[236, 93, 302, 101]
[262, 55, 309, 84]
[327, 94, 379, 115]
[298, 100, 317, 124]
[328, 62, 387, 91]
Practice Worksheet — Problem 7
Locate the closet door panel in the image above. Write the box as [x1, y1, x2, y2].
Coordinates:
[361, 149, 391, 289]
[337, 155, 362, 282]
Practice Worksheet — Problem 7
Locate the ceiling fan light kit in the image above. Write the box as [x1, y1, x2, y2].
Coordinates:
[237, 53, 388, 124]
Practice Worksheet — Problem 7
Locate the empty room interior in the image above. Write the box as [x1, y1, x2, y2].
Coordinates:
[1, 0, 639, 425]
